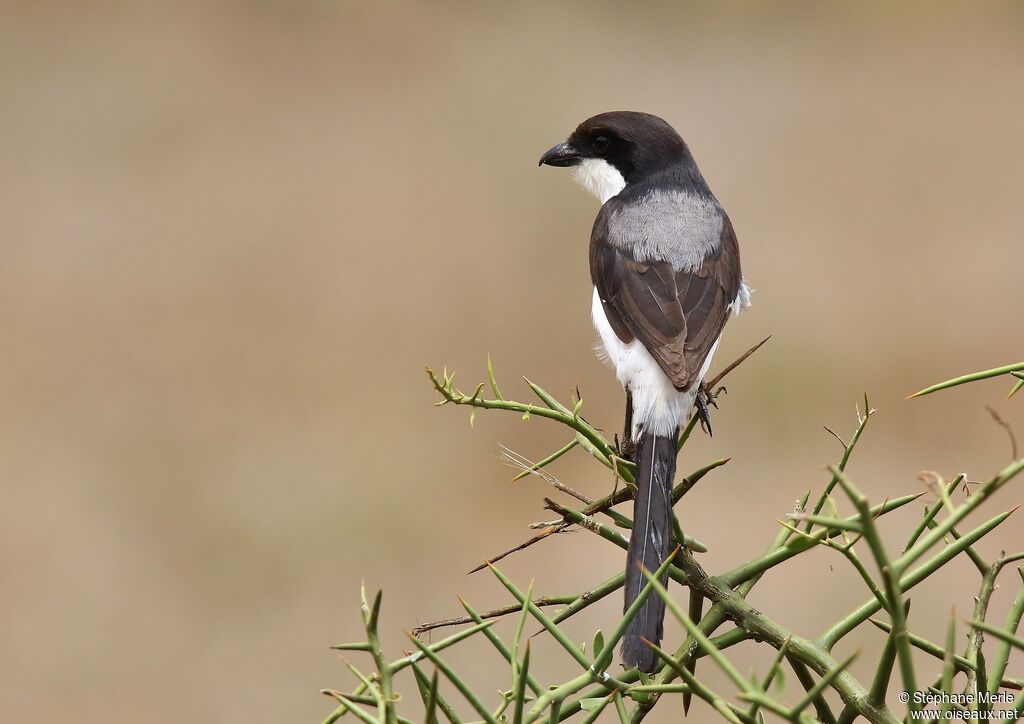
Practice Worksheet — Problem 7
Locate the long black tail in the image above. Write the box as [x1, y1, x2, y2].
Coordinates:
[621, 428, 679, 672]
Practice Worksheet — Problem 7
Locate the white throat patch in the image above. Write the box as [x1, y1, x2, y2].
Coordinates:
[573, 158, 626, 204]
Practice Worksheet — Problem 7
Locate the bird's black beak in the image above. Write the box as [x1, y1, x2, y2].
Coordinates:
[539, 141, 582, 167]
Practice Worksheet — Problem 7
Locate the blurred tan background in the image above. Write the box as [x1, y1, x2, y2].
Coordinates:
[2, 1, 1023, 722]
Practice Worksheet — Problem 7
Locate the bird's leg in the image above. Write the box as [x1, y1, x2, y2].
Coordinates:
[618, 390, 636, 461]
[695, 381, 727, 437]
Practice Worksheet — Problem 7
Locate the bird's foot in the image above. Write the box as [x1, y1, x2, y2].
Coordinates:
[695, 382, 727, 437]
[614, 434, 636, 462]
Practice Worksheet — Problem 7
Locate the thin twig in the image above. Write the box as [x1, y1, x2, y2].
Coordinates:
[986, 405, 1019, 460]
[823, 425, 848, 448]
[499, 444, 593, 504]
[412, 596, 575, 637]
[705, 335, 771, 390]
[467, 458, 726, 573]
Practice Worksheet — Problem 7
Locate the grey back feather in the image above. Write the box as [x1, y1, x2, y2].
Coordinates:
[606, 190, 723, 272]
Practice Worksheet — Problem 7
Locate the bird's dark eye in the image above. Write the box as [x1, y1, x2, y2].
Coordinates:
[593, 135, 610, 153]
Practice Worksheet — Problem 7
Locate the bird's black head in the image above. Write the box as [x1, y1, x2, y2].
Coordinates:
[538, 111, 693, 187]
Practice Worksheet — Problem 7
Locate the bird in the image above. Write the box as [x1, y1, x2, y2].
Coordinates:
[539, 111, 749, 672]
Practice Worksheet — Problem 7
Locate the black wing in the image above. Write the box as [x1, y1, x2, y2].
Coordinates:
[590, 211, 742, 391]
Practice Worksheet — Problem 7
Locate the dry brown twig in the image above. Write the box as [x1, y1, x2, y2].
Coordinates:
[986, 405, 1019, 460]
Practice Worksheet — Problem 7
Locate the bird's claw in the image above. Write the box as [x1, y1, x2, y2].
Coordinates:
[701, 381, 726, 408]
[695, 395, 713, 437]
[695, 382, 727, 437]
[614, 434, 636, 462]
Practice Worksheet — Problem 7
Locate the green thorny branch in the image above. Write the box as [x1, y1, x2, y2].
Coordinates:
[323, 350, 1024, 723]
[911, 361, 1024, 401]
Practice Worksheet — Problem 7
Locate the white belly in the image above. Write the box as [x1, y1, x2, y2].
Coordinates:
[591, 287, 745, 438]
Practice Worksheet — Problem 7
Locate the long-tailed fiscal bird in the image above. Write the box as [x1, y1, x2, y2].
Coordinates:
[540, 111, 749, 672]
